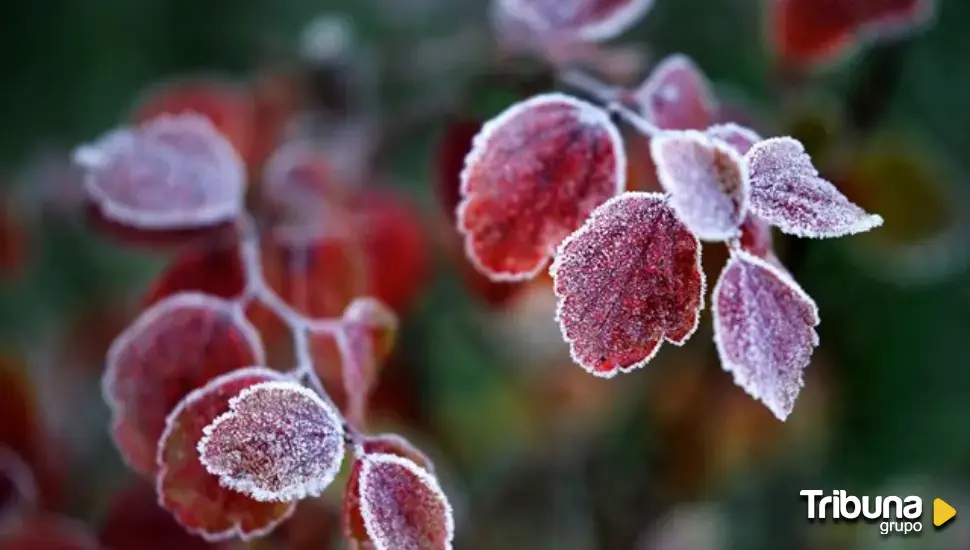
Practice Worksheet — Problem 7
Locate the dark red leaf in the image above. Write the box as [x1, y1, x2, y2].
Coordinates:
[712, 250, 820, 421]
[356, 453, 453, 550]
[551, 192, 705, 377]
[156, 368, 295, 541]
[141, 241, 246, 309]
[633, 54, 717, 131]
[650, 130, 748, 241]
[103, 292, 265, 476]
[98, 479, 223, 550]
[351, 190, 432, 313]
[458, 93, 625, 281]
[435, 120, 483, 225]
[738, 214, 776, 261]
[497, 0, 654, 41]
[745, 137, 883, 238]
[198, 381, 345, 502]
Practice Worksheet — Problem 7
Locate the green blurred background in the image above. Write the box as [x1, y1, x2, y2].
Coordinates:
[1, 0, 970, 549]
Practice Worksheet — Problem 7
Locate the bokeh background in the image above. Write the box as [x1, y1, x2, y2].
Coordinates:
[1, 0, 970, 548]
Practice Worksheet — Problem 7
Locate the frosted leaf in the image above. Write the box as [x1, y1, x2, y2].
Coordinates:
[103, 292, 265, 476]
[712, 250, 820, 421]
[706, 123, 762, 155]
[458, 93, 625, 281]
[633, 54, 717, 130]
[329, 297, 398, 427]
[651, 130, 748, 241]
[745, 137, 883, 238]
[551, 192, 705, 377]
[156, 367, 295, 541]
[75, 114, 246, 230]
[358, 453, 454, 550]
[198, 381, 345, 502]
[497, 0, 655, 42]
[343, 434, 436, 546]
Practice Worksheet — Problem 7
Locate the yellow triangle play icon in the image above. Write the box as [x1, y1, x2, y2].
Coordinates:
[934, 498, 956, 527]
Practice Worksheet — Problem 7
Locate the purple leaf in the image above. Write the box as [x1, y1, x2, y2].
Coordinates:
[712, 250, 820, 421]
[745, 137, 883, 238]
[651, 130, 749, 241]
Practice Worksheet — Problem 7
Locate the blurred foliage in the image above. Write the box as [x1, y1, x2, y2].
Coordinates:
[1, 0, 970, 549]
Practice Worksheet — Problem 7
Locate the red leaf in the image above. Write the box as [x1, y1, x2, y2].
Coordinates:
[141, 241, 246, 309]
[744, 137, 883, 238]
[551, 192, 705, 377]
[712, 250, 820, 421]
[497, 0, 654, 41]
[769, 0, 936, 68]
[82, 203, 236, 250]
[357, 453, 453, 550]
[738, 213, 776, 261]
[706, 123, 761, 156]
[633, 54, 717, 131]
[130, 76, 255, 161]
[343, 434, 435, 546]
[156, 368, 295, 541]
[435, 120, 483, 225]
[103, 292, 265, 476]
[74, 115, 246, 232]
[198, 381, 345, 502]
[98, 479, 224, 550]
[259, 232, 367, 321]
[329, 298, 398, 427]
[650, 130, 748, 241]
[351, 190, 432, 313]
[458, 93, 625, 281]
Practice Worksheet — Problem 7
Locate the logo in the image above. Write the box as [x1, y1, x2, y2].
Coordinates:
[800, 490, 937, 536]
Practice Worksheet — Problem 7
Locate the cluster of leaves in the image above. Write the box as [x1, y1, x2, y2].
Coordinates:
[456, 0, 893, 421]
[72, 75, 453, 548]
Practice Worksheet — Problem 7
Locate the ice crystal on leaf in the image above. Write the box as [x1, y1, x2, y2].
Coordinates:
[343, 434, 436, 547]
[458, 93, 625, 281]
[74, 114, 246, 230]
[712, 250, 820, 421]
[744, 137, 883, 238]
[651, 130, 749, 241]
[156, 368, 295, 542]
[103, 292, 265, 476]
[198, 381, 345, 502]
[551, 192, 704, 377]
[357, 453, 454, 550]
[497, 0, 655, 42]
[634, 54, 717, 130]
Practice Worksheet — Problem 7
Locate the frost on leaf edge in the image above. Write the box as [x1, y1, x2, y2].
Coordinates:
[456, 92, 627, 282]
[197, 380, 346, 503]
[744, 136, 884, 239]
[497, 0, 655, 42]
[357, 452, 455, 550]
[711, 249, 820, 422]
[74, 114, 247, 230]
[649, 129, 750, 241]
[101, 291, 266, 476]
[154, 366, 295, 542]
[550, 191, 706, 379]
